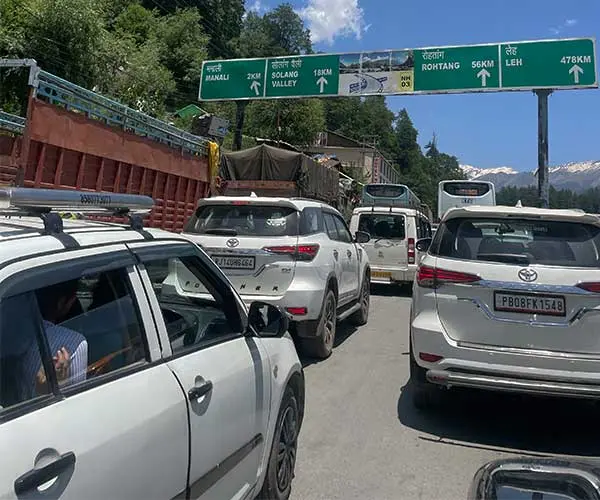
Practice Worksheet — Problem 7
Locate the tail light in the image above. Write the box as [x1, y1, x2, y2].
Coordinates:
[576, 282, 600, 293]
[416, 265, 480, 289]
[407, 237, 415, 264]
[263, 244, 320, 261]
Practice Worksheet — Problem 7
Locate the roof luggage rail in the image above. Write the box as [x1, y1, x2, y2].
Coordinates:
[0, 187, 154, 235]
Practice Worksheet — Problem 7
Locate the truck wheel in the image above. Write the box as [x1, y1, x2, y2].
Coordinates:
[257, 386, 300, 500]
[298, 289, 337, 359]
[349, 272, 370, 326]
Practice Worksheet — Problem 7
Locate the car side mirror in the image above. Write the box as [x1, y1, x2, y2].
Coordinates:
[248, 301, 289, 338]
[468, 458, 600, 500]
[354, 230, 370, 244]
[415, 238, 432, 253]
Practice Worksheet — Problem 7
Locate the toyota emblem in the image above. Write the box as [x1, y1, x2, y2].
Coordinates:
[226, 238, 240, 248]
[518, 268, 538, 283]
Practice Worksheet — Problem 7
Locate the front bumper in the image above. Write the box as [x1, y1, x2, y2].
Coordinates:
[426, 369, 600, 399]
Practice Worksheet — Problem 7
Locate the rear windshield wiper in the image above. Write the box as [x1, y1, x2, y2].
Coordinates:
[477, 253, 530, 265]
[202, 228, 238, 236]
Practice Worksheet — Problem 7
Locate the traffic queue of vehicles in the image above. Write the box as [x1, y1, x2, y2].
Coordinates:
[3, 177, 598, 500]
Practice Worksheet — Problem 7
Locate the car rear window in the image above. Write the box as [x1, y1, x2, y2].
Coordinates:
[431, 217, 600, 267]
[185, 204, 298, 237]
[358, 214, 406, 240]
[443, 182, 490, 196]
[365, 185, 406, 198]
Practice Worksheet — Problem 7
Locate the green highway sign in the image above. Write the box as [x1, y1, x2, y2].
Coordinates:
[198, 37, 598, 101]
[414, 44, 501, 91]
[265, 55, 339, 97]
[200, 59, 266, 100]
[500, 38, 596, 89]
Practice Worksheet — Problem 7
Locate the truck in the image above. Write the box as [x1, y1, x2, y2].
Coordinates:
[0, 60, 213, 232]
[214, 143, 340, 206]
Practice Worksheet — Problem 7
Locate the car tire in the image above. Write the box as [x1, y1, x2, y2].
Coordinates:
[257, 386, 300, 500]
[409, 337, 444, 411]
[298, 289, 337, 359]
[349, 272, 370, 326]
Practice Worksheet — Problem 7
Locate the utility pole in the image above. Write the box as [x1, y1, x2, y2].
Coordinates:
[534, 89, 552, 208]
[362, 135, 379, 183]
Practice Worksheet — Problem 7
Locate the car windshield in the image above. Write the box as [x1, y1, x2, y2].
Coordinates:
[358, 213, 405, 240]
[432, 217, 600, 267]
[184, 204, 298, 237]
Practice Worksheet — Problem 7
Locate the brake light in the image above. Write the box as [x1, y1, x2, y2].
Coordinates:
[263, 244, 320, 261]
[231, 201, 250, 205]
[407, 237, 415, 264]
[576, 282, 600, 293]
[286, 307, 308, 315]
[416, 265, 480, 289]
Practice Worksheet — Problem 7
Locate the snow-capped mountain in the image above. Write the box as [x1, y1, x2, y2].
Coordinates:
[460, 161, 600, 192]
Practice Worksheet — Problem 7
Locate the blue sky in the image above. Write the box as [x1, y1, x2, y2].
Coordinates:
[250, 0, 599, 171]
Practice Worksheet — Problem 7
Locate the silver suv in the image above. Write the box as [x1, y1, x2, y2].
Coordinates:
[183, 195, 372, 359]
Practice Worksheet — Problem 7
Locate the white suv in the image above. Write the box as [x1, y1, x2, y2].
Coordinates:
[0, 187, 304, 500]
[182, 196, 372, 359]
[411, 204, 600, 409]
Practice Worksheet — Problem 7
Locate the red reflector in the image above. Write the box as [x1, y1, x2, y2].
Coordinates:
[286, 307, 307, 315]
[416, 265, 480, 288]
[576, 282, 600, 293]
[419, 352, 443, 363]
[263, 244, 319, 261]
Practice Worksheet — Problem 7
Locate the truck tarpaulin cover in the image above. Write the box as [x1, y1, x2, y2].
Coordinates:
[220, 144, 338, 203]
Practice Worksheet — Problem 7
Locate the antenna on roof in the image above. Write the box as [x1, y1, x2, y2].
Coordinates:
[515, 200, 523, 208]
[250, 191, 258, 197]
[0, 187, 154, 234]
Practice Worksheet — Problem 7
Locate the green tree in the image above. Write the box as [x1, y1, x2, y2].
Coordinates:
[244, 98, 325, 146]
[394, 108, 422, 171]
[153, 8, 209, 105]
[263, 3, 312, 56]
[23, 0, 106, 87]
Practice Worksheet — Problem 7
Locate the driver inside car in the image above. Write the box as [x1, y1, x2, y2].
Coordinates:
[32, 280, 88, 393]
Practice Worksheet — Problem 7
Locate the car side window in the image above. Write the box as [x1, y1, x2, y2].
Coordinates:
[0, 292, 51, 410]
[333, 215, 353, 244]
[143, 254, 243, 354]
[0, 267, 148, 411]
[323, 212, 339, 241]
[300, 207, 324, 235]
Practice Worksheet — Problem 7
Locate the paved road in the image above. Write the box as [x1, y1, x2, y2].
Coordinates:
[290, 285, 600, 500]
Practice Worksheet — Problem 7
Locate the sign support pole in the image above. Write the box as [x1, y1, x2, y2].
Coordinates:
[535, 89, 552, 208]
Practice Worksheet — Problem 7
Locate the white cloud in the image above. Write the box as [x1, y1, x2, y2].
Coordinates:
[248, 0, 263, 13]
[549, 18, 578, 35]
[298, 0, 367, 45]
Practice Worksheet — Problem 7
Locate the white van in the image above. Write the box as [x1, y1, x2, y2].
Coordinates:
[349, 206, 432, 285]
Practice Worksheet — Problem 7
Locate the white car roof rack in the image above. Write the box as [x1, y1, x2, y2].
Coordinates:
[0, 187, 154, 235]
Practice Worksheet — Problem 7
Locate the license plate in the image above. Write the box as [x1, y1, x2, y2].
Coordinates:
[372, 271, 392, 279]
[211, 255, 256, 270]
[494, 291, 566, 317]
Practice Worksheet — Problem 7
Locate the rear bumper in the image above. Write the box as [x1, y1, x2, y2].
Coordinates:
[238, 285, 325, 323]
[370, 265, 416, 284]
[411, 309, 600, 399]
[427, 369, 600, 399]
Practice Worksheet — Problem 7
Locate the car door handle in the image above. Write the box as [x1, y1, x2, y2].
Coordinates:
[346, 250, 352, 259]
[188, 380, 213, 401]
[14, 451, 76, 496]
[333, 250, 339, 260]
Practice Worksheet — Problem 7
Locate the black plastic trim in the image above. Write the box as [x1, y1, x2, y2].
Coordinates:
[188, 434, 263, 498]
